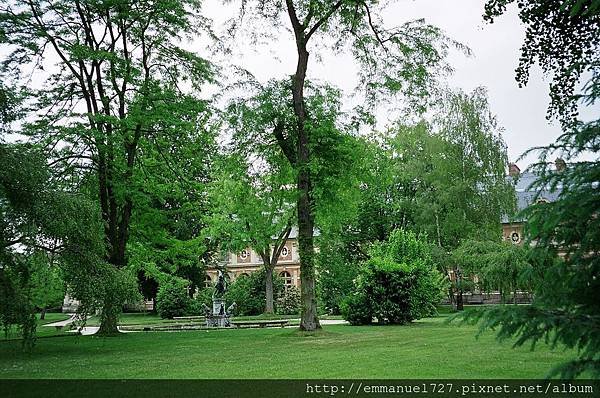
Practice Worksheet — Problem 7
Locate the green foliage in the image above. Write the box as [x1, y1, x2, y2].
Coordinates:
[226, 1, 466, 113]
[484, 0, 600, 125]
[156, 279, 192, 319]
[28, 252, 65, 311]
[0, 0, 216, 334]
[276, 286, 301, 316]
[225, 270, 284, 316]
[342, 230, 446, 325]
[387, 89, 515, 250]
[192, 287, 214, 312]
[316, 240, 361, 315]
[0, 144, 120, 345]
[452, 240, 537, 301]
[458, 0, 600, 379]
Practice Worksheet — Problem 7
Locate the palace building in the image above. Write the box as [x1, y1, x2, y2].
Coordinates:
[207, 161, 566, 293]
[501, 160, 564, 245]
[205, 228, 311, 289]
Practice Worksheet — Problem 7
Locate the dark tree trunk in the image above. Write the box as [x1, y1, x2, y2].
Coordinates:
[265, 266, 274, 314]
[40, 307, 46, 320]
[97, 291, 121, 336]
[456, 290, 464, 311]
[293, 49, 321, 332]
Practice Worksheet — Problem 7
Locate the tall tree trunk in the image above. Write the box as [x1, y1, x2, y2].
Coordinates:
[292, 45, 321, 331]
[265, 265, 274, 314]
[40, 307, 46, 320]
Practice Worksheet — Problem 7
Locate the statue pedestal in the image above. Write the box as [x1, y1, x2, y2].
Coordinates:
[206, 298, 230, 328]
[212, 299, 225, 316]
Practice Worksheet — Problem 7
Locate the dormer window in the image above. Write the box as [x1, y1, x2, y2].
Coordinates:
[240, 249, 249, 260]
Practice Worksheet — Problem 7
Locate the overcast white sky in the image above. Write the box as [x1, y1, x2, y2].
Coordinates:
[3, 0, 595, 168]
[200, 0, 596, 168]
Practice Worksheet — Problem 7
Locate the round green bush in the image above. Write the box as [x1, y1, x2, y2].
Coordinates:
[342, 230, 446, 325]
[156, 280, 191, 319]
[225, 269, 284, 316]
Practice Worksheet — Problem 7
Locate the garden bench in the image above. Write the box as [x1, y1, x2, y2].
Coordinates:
[230, 320, 289, 329]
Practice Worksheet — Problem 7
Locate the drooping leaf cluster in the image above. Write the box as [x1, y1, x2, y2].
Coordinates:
[0, 144, 138, 347]
[484, 0, 600, 126]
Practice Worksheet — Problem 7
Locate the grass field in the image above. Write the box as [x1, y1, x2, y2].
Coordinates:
[0, 315, 575, 379]
[1, 313, 73, 341]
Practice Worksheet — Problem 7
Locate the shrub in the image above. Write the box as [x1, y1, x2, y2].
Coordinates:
[342, 230, 446, 325]
[225, 269, 284, 316]
[276, 286, 300, 315]
[340, 292, 371, 326]
[192, 287, 214, 312]
[156, 279, 191, 319]
[316, 242, 360, 315]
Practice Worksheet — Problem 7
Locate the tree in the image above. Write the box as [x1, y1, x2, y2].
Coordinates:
[209, 151, 294, 314]
[458, 0, 600, 378]
[1, 144, 130, 348]
[224, 269, 284, 316]
[341, 229, 446, 325]
[383, 89, 515, 309]
[452, 240, 535, 304]
[0, 0, 215, 334]
[28, 252, 66, 319]
[484, 0, 600, 126]
[224, 0, 460, 330]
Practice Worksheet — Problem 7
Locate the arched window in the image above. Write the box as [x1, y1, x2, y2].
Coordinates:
[204, 274, 213, 288]
[279, 271, 292, 288]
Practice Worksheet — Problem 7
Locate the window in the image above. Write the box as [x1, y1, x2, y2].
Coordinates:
[510, 231, 521, 244]
[240, 249, 249, 260]
[279, 271, 292, 288]
[204, 274, 213, 288]
[280, 247, 289, 257]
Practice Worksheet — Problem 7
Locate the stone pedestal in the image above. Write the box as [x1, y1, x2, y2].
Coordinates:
[206, 298, 230, 327]
[212, 299, 225, 316]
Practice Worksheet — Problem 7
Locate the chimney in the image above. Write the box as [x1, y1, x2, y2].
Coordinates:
[555, 158, 566, 172]
[508, 162, 520, 177]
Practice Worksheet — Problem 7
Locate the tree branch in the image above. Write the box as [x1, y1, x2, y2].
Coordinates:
[306, 0, 344, 42]
[273, 120, 296, 165]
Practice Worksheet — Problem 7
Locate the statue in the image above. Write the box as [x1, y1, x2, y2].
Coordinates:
[205, 267, 235, 327]
[213, 269, 227, 300]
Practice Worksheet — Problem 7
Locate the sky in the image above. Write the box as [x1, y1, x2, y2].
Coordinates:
[3, 0, 594, 168]
[199, 0, 596, 168]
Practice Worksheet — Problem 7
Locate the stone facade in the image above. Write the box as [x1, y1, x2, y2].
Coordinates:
[206, 234, 302, 289]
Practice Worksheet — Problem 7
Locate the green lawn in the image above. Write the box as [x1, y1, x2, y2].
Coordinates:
[2, 313, 73, 341]
[0, 316, 575, 378]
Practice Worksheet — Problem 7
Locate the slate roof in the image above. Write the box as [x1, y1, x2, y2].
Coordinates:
[502, 171, 562, 223]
